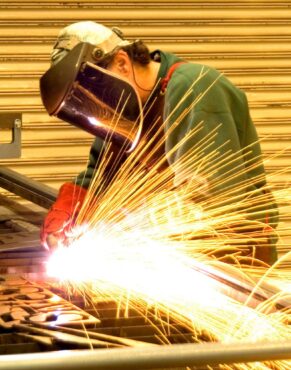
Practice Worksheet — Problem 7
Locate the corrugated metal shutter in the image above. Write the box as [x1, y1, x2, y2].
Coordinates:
[0, 1, 290, 253]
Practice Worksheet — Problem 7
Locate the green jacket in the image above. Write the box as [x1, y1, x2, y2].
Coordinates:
[76, 50, 279, 262]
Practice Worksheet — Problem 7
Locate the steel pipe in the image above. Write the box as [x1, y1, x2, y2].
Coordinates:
[1, 340, 291, 370]
[0, 166, 57, 209]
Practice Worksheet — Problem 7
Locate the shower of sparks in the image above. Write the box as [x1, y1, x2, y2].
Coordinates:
[46, 70, 291, 369]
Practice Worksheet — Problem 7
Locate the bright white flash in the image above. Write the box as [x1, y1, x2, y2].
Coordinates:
[46, 224, 291, 347]
[46, 225, 225, 309]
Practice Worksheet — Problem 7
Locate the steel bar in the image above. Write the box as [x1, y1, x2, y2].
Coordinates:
[14, 324, 122, 349]
[0, 231, 41, 251]
[192, 262, 291, 310]
[33, 323, 156, 348]
[1, 340, 291, 370]
[0, 166, 57, 209]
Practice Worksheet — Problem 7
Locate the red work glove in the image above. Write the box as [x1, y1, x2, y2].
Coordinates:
[41, 182, 87, 250]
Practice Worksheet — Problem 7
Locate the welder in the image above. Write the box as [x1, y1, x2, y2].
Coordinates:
[39, 21, 279, 264]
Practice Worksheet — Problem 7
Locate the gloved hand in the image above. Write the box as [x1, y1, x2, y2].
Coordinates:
[41, 182, 87, 250]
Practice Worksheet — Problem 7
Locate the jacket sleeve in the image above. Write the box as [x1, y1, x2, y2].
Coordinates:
[75, 136, 104, 189]
[75, 136, 127, 190]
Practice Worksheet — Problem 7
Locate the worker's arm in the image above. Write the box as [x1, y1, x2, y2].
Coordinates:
[40, 182, 88, 249]
[41, 137, 127, 250]
[41, 137, 103, 250]
[75, 136, 127, 189]
[75, 136, 104, 189]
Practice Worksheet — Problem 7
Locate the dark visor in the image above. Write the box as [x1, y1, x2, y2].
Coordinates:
[40, 42, 143, 152]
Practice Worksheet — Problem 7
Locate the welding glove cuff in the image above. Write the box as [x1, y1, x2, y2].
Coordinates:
[51, 182, 87, 213]
[41, 182, 87, 248]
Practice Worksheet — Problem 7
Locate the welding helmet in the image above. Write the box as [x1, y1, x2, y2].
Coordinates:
[40, 22, 143, 152]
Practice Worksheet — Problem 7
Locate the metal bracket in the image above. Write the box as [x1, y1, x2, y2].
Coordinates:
[0, 112, 22, 158]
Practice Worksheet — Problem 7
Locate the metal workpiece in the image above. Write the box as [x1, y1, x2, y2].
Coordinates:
[1, 340, 291, 370]
[0, 166, 57, 209]
[0, 275, 100, 330]
[0, 230, 41, 253]
[193, 262, 291, 311]
[0, 204, 208, 357]
[0, 168, 289, 368]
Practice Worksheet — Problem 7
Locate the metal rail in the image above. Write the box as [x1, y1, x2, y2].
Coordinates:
[0, 166, 57, 209]
[1, 340, 291, 370]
